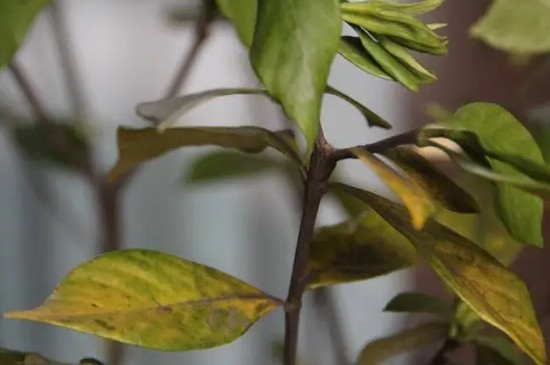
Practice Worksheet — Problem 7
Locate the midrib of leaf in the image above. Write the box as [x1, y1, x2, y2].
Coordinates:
[12, 294, 279, 320]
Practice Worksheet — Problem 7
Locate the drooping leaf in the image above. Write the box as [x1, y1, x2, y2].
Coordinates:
[4, 249, 281, 351]
[0, 0, 50, 71]
[420, 102, 545, 247]
[341, 1, 447, 51]
[215, 0, 257, 47]
[107, 126, 301, 182]
[352, 148, 436, 229]
[334, 183, 546, 365]
[307, 210, 417, 289]
[250, 0, 341, 152]
[383, 146, 479, 213]
[473, 335, 528, 365]
[135, 88, 267, 130]
[355, 322, 448, 365]
[338, 36, 392, 80]
[384, 292, 451, 317]
[14, 123, 89, 172]
[325, 86, 392, 129]
[470, 0, 550, 55]
[185, 150, 281, 183]
[378, 36, 437, 83]
[354, 27, 419, 91]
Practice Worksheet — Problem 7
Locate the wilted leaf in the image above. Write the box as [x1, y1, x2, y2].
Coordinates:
[0, 0, 49, 71]
[334, 183, 546, 365]
[250, 0, 341, 152]
[338, 36, 392, 80]
[470, 0, 550, 55]
[325, 86, 391, 129]
[14, 123, 89, 172]
[384, 292, 451, 317]
[307, 209, 417, 289]
[135, 88, 267, 130]
[383, 146, 478, 213]
[5, 249, 281, 351]
[473, 335, 528, 365]
[353, 148, 436, 229]
[107, 126, 301, 182]
[420, 102, 544, 246]
[355, 322, 448, 365]
[215, 0, 256, 46]
[185, 150, 281, 183]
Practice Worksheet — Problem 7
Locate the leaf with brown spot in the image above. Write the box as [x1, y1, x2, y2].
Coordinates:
[107, 126, 302, 182]
[307, 209, 417, 289]
[4, 249, 282, 351]
[334, 183, 546, 365]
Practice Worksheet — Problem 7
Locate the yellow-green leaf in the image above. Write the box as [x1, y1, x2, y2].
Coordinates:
[383, 146, 479, 213]
[355, 322, 449, 365]
[334, 183, 546, 365]
[352, 148, 436, 229]
[107, 126, 301, 182]
[4, 249, 281, 351]
[338, 36, 392, 80]
[307, 209, 417, 289]
[0, 0, 50, 71]
[0, 348, 103, 365]
[215, 0, 257, 47]
[378, 36, 437, 83]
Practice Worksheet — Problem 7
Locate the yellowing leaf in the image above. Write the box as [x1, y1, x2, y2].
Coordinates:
[334, 183, 547, 365]
[356, 322, 448, 365]
[5, 249, 281, 351]
[383, 146, 478, 213]
[352, 148, 436, 229]
[307, 209, 417, 289]
[107, 126, 301, 182]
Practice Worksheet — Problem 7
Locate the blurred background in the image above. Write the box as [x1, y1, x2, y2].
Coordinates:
[0, 1, 549, 365]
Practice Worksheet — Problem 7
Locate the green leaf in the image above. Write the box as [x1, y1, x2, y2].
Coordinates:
[334, 183, 547, 365]
[341, 1, 447, 51]
[107, 126, 301, 182]
[14, 123, 89, 172]
[307, 209, 417, 289]
[473, 335, 528, 365]
[4, 249, 281, 351]
[344, 0, 445, 17]
[250, 0, 341, 152]
[215, 0, 257, 47]
[383, 147, 479, 213]
[185, 150, 280, 183]
[338, 36, 393, 80]
[354, 27, 419, 91]
[352, 148, 436, 229]
[384, 292, 451, 317]
[355, 322, 448, 365]
[378, 36, 437, 83]
[426, 140, 550, 200]
[325, 86, 392, 129]
[0, 348, 103, 365]
[420, 102, 544, 247]
[135, 88, 267, 131]
[470, 0, 550, 55]
[0, 0, 50, 71]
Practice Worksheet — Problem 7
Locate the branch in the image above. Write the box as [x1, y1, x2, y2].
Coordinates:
[164, 3, 215, 98]
[8, 61, 50, 123]
[331, 129, 419, 161]
[284, 130, 337, 365]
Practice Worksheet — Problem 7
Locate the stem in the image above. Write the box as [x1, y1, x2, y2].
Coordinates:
[284, 131, 336, 365]
[427, 339, 459, 365]
[164, 4, 214, 98]
[8, 61, 50, 123]
[331, 129, 419, 161]
[50, 0, 86, 119]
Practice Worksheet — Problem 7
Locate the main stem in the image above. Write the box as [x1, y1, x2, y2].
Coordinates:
[284, 132, 336, 365]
